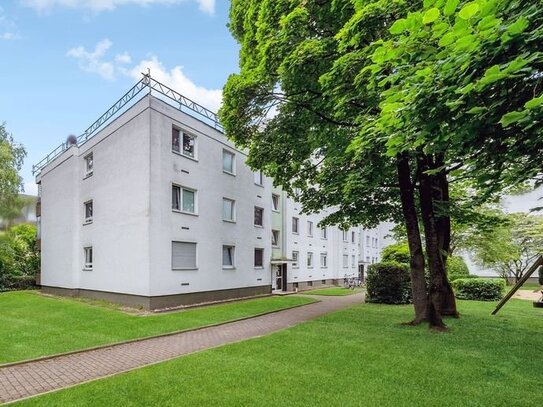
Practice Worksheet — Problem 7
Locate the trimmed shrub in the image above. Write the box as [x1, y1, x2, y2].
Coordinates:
[447, 256, 472, 283]
[381, 243, 410, 265]
[366, 262, 411, 304]
[451, 278, 505, 301]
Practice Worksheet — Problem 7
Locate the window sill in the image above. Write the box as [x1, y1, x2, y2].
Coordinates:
[254, 225, 264, 228]
[292, 232, 299, 235]
[172, 150, 199, 162]
[172, 209, 198, 217]
[320, 266, 328, 269]
[82, 268, 93, 271]
[83, 172, 93, 180]
[222, 266, 236, 270]
[83, 220, 93, 226]
[272, 209, 280, 213]
[172, 267, 198, 271]
[307, 235, 313, 238]
[272, 245, 279, 248]
[254, 266, 264, 270]
[254, 183, 264, 188]
[223, 170, 236, 176]
[223, 219, 236, 224]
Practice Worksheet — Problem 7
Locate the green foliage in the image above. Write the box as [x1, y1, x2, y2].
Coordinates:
[381, 242, 410, 264]
[447, 256, 470, 282]
[0, 123, 26, 218]
[366, 262, 411, 304]
[0, 223, 39, 290]
[451, 278, 505, 301]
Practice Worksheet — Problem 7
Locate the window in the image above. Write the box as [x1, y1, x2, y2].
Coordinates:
[271, 194, 280, 211]
[307, 221, 313, 237]
[84, 200, 93, 223]
[375, 238, 379, 247]
[222, 245, 235, 268]
[172, 128, 196, 158]
[321, 227, 327, 239]
[254, 171, 263, 186]
[84, 246, 93, 270]
[352, 255, 356, 268]
[342, 230, 348, 242]
[320, 253, 327, 268]
[292, 251, 299, 268]
[84, 153, 93, 176]
[254, 248, 264, 268]
[172, 241, 197, 269]
[172, 185, 196, 214]
[254, 206, 264, 227]
[172, 128, 180, 153]
[223, 198, 235, 222]
[307, 252, 314, 268]
[366, 256, 370, 263]
[272, 230, 280, 247]
[223, 150, 235, 174]
[366, 236, 370, 245]
[292, 217, 299, 234]
[343, 254, 349, 268]
[352, 231, 356, 243]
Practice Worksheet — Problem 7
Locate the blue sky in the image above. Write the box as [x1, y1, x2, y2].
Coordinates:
[0, 0, 238, 195]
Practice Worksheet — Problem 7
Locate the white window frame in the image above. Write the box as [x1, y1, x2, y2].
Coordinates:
[307, 221, 313, 237]
[84, 246, 93, 270]
[272, 230, 280, 247]
[172, 184, 197, 215]
[292, 217, 299, 234]
[254, 206, 264, 227]
[320, 252, 327, 268]
[171, 241, 198, 270]
[254, 248, 264, 268]
[222, 245, 235, 269]
[343, 254, 349, 268]
[222, 198, 236, 222]
[84, 200, 93, 224]
[292, 251, 299, 268]
[307, 252, 314, 268]
[84, 153, 93, 177]
[222, 149, 236, 175]
[254, 171, 264, 186]
[343, 231, 348, 242]
[321, 227, 327, 239]
[271, 194, 280, 212]
[352, 231, 356, 243]
[352, 255, 356, 268]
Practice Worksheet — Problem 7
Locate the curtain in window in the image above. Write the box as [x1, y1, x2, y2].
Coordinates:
[223, 246, 233, 266]
[182, 189, 195, 212]
[172, 186, 180, 210]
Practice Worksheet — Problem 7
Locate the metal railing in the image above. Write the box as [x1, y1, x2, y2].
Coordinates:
[32, 73, 223, 176]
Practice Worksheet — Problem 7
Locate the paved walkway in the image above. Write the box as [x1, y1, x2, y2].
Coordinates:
[0, 293, 363, 404]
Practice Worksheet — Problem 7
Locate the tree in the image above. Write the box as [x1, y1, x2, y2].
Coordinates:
[469, 212, 543, 283]
[0, 123, 26, 222]
[0, 224, 39, 290]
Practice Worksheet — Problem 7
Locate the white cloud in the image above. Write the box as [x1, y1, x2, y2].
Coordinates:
[67, 39, 115, 80]
[0, 7, 20, 40]
[21, 0, 215, 14]
[67, 39, 222, 111]
[0, 32, 18, 40]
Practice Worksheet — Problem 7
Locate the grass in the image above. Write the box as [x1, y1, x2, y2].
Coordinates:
[0, 291, 316, 364]
[517, 282, 542, 291]
[14, 299, 543, 406]
[304, 287, 362, 296]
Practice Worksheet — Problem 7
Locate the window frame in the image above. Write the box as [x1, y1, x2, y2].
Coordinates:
[254, 171, 264, 186]
[222, 197, 236, 222]
[292, 217, 299, 234]
[172, 127, 198, 160]
[342, 230, 348, 242]
[171, 241, 198, 270]
[83, 246, 93, 270]
[321, 227, 327, 240]
[292, 251, 299, 268]
[307, 221, 313, 237]
[222, 149, 236, 175]
[84, 153, 93, 177]
[254, 248, 264, 268]
[172, 184, 198, 215]
[84, 200, 93, 224]
[271, 194, 280, 212]
[320, 252, 327, 268]
[352, 231, 356, 243]
[307, 252, 314, 268]
[271, 230, 280, 247]
[343, 254, 349, 268]
[352, 255, 356, 268]
[222, 245, 235, 269]
[254, 206, 264, 227]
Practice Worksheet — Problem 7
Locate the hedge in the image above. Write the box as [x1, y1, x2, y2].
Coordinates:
[366, 262, 411, 304]
[451, 278, 505, 301]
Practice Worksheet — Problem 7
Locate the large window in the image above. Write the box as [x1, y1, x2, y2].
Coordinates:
[223, 198, 235, 222]
[254, 248, 264, 268]
[343, 254, 349, 268]
[172, 185, 196, 214]
[292, 251, 299, 268]
[272, 230, 280, 247]
[307, 221, 313, 237]
[271, 194, 280, 211]
[172, 127, 196, 158]
[84, 200, 93, 223]
[84, 153, 93, 177]
[223, 150, 235, 174]
[307, 252, 314, 268]
[254, 171, 263, 186]
[254, 206, 264, 227]
[320, 253, 327, 268]
[172, 241, 197, 269]
[84, 246, 93, 270]
[222, 245, 235, 268]
[292, 217, 299, 234]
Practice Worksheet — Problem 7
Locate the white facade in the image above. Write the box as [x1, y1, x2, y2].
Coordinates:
[36, 90, 389, 309]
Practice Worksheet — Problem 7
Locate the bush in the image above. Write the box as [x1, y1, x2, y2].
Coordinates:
[381, 243, 410, 265]
[8, 275, 36, 290]
[451, 278, 505, 301]
[539, 266, 543, 286]
[0, 224, 39, 291]
[366, 262, 411, 304]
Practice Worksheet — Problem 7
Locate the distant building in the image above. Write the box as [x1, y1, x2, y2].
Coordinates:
[34, 76, 391, 310]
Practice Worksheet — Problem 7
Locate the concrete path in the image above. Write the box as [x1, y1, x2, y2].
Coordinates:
[0, 293, 363, 404]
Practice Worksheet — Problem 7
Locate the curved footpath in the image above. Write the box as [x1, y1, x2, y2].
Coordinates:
[0, 292, 363, 404]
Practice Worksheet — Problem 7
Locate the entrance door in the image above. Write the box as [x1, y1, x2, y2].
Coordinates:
[274, 264, 287, 291]
[358, 264, 365, 282]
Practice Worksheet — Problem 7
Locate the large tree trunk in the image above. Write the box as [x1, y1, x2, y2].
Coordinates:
[417, 155, 447, 330]
[433, 156, 459, 318]
[397, 153, 428, 325]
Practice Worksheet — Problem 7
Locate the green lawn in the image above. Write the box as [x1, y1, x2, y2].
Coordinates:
[15, 299, 543, 406]
[517, 282, 542, 290]
[0, 291, 316, 364]
[304, 287, 362, 296]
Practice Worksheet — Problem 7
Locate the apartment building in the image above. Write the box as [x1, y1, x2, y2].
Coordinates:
[34, 76, 389, 310]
